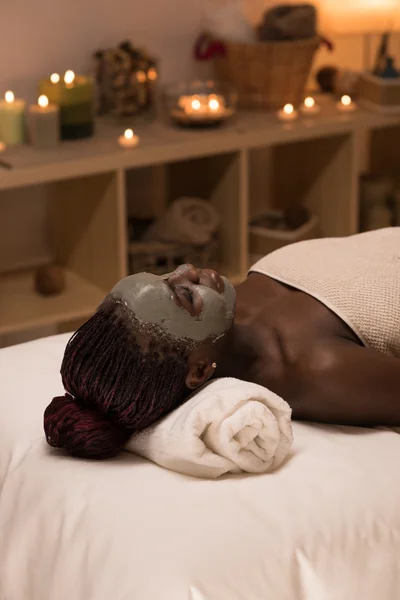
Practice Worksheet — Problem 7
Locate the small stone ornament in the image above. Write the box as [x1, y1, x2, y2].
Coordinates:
[34, 264, 66, 296]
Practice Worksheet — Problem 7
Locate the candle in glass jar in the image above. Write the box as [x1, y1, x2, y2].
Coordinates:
[38, 70, 95, 140]
[28, 95, 60, 150]
[0, 91, 26, 145]
[179, 94, 225, 118]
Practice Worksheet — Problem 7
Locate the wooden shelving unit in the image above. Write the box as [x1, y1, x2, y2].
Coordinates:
[1, 102, 400, 344]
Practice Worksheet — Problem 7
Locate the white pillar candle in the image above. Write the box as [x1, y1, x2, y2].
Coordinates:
[118, 128, 139, 148]
[277, 104, 298, 122]
[0, 91, 26, 145]
[28, 95, 60, 150]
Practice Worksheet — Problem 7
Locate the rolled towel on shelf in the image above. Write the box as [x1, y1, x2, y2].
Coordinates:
[144, 197, 220, 246]
[203, 0, 256, 44]
[126, 377, 294, 479]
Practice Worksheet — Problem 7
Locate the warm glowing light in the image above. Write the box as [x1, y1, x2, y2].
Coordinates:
[148, 68, 157, 81]
[191, 98, 201, 111]
[136, 70, 146, 83]
[314, 0, 399, 34]
[119, 128, 139, 148]
[341, 95, 352, 107]
[283, 104, 294, 115]
[304, 96, 315, 109]
[208, 98, 220, 111]
[64, 70, 75, 85]
[5, 91, 14, 103]
[38, 95, 49, 108]
[50, 73, 60, 84]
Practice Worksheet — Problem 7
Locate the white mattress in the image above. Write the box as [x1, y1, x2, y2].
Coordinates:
[1, 334, 400, 600]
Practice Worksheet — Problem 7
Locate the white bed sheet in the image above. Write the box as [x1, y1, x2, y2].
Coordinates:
[1, 334, 400, 600]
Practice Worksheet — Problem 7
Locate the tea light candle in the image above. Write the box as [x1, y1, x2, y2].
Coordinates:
[38, 70, 95, 140]
[337, 95, 356, 112]
[277, 104, 298, 122]
[118, 128, 139, 148]
[300, 96, 321, 115]
[178, 94, 226, 118]
[0, 91, 26, 145]
[27, 95, 60, 150]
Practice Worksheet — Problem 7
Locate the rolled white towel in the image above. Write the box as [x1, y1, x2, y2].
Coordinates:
[144, 197, 220, 246]
[204, 0, 256, 44]
[126, 378, 294, 479]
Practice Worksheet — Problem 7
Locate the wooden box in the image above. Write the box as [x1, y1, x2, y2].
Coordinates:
[359, 72, 400, 115]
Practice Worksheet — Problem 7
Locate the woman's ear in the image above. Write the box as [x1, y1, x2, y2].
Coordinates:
[185, 359, 215, 390]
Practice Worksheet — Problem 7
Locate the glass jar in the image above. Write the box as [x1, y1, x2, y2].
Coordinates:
[163, 80, 237, 128]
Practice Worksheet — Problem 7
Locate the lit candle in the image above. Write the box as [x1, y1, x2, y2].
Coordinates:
[300, 96, 321, 115]
[118, 128, 139, 148]
[38, 71, 94, 140]
[27, 94, 60, 150]
[0, 90, 26, 145]
[277, 103, 298, 122]
[178, 94, 226, 117]
[337, 94, 356, 112]
[64, 70, 75, 86]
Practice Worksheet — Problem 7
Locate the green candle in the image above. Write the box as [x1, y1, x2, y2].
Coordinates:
[0, 91, 26, 145]
[38, 71, 94, 140]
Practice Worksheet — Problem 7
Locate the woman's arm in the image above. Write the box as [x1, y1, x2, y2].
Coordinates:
[293, 341, 400, 427]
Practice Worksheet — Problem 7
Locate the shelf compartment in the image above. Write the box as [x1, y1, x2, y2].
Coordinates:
[0, 170, 126, 343]
[126, 150, 249, 281]
[0, 269, 104, 336]
[249, 134, 358, 239]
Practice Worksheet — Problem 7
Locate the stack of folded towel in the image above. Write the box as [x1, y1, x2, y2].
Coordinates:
[126, 378, 294, 479]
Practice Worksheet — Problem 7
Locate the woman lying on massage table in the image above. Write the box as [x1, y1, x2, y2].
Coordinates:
[44, 227, 400, 459]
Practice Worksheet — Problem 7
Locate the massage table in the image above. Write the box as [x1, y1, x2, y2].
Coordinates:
[1, 334, 400, 599]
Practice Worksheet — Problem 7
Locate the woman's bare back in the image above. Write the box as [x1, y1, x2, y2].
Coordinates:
[216, 272, 400, 427]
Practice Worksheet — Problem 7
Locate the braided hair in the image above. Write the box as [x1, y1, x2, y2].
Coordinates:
[44, 298, 190, 459]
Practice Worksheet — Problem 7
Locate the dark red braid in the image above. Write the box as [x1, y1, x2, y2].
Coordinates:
[44, 299, 190, 459]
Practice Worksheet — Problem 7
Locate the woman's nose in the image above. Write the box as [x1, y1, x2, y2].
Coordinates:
[168, 264, 200, 285]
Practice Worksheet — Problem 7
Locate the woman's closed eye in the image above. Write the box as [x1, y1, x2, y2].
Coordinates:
[182, 287, 193, 303]
[175, 285, 202, 316]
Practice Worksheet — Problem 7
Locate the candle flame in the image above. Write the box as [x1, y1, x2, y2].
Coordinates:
[304, 96, 315, 108]
[124, 129, 134, 140]
[5, 91, 14, 103]
[341, 95, 352, 106]
[148, 68, 157, 81]
[38, 95, 49, 108]
[50, 73, 60, 84]
[64, 70, 75, 85]
[136, 70, 146, 83]
[191, 98, 201, 111]
[283, 104, 294, 115]
[209, 98, 220, 111]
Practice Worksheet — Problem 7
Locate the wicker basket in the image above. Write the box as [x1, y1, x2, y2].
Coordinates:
[214, 37, 320, 109]
[129, 240, 219, 276]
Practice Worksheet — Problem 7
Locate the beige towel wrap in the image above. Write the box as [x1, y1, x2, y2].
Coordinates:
[249, 228, 400, 358]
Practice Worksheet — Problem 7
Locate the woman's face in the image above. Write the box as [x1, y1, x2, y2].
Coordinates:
[110, 264, 236, 343]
